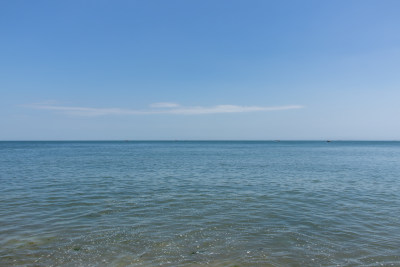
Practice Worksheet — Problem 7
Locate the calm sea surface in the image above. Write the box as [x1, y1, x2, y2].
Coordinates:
[1, 141, 400, 266]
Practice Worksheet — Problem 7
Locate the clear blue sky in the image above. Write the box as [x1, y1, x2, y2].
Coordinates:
[1, 0, 399, 140]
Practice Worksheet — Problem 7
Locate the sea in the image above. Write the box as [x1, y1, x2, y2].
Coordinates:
[1, 141, 400, 266]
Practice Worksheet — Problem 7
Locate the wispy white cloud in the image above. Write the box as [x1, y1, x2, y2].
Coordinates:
[150, 102, 180, 108]
[26, 103, 304, 116]
[28, 105, 138, 116]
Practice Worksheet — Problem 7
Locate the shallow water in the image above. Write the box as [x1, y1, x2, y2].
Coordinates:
[1, 141, 400, 266]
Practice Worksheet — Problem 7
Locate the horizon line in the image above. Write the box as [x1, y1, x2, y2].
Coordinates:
[1, 139, 399, 142]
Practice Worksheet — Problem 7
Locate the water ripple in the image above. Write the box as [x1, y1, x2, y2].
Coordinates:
[1, 141, 400, 266]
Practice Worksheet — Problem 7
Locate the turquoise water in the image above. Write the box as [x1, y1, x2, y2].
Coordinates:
[1, 141, 400, 266]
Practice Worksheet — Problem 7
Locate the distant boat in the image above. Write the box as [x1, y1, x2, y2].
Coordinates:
[326, 140, 332, 143]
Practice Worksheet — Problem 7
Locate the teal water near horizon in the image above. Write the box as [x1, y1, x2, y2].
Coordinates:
[1, 141, 400, 266]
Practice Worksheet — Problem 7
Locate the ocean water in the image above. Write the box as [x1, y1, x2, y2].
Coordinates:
[1, 141, 400, 267]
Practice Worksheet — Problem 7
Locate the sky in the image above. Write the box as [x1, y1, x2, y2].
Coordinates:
[1, 0, 400, 140]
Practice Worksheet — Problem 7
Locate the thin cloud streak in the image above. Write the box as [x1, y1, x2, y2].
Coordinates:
[27, 103, 304, 116]
[150, 102, 180, 108]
